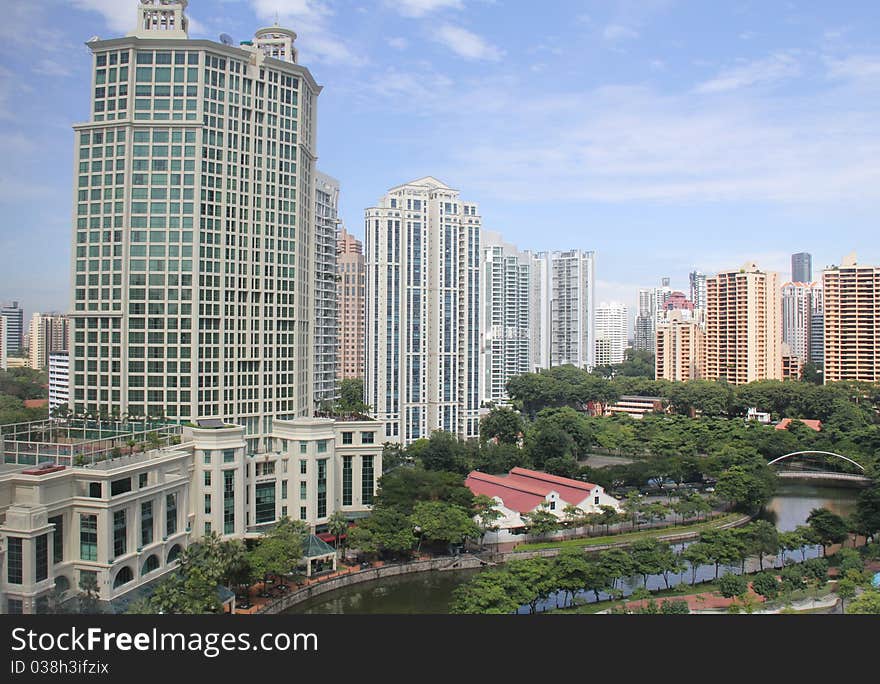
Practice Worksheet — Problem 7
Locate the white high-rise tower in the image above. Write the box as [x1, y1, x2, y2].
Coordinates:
[70, 1, 323, 453]
[365, 178, 482, 444]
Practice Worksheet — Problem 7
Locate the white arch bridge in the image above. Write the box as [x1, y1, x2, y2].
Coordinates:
[767, 451, 870, 483]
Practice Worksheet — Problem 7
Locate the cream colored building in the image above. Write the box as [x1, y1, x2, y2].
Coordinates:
[337, 226, 365, 380]
[704, 263, 782, 384]
[595, 302, 628, 367]
[822, 254, 880, 383]
[0, 417, 382, 614]
[655, 310, 705, 382]
[0, 316, 7, 371]
[28, 314, 69, 371]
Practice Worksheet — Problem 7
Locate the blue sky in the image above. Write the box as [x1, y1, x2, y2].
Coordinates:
[2, 1, 880, 322]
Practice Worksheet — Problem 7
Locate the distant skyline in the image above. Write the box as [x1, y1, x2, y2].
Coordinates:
[3, 1, 880, 322]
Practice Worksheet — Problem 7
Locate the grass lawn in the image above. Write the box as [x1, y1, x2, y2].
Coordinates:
[516, 513, 745, 552]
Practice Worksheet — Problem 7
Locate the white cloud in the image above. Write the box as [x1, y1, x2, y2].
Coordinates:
[433, 24, 503, 61]
[70, 0, 136, 34]
[386, 0, 463, 17]
[603, 24, 640, 42]
[33, 59, 72, 77]
[696, 52, 801, 93]
[387, 37, 409, 50]
[826, 55, 880, 82]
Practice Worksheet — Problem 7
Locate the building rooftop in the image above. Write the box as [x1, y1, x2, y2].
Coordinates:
[465, 468, 598, 514]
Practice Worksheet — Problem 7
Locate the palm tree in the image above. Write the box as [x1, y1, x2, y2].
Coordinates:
[327, 512, 349, 559]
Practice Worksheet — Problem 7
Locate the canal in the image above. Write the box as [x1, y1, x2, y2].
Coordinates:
[288, 481, 861, 614]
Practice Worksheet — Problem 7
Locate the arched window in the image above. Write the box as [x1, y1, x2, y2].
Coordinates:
[55, 575, 71, 594]
[167, 544, 182, 564]
[113, 566, 134, 588]
[142, 555, 160, 575]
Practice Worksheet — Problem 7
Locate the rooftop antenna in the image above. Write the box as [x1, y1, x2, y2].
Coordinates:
[274, 11, 279, 26]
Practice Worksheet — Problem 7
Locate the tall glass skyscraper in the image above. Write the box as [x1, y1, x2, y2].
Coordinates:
[69, 1, 323, 453]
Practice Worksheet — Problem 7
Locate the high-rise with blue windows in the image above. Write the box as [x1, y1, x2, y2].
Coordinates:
[365, 177, 482, 445]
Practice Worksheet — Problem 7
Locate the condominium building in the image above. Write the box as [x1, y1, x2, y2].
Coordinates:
[69, 3, 323, 454]
[28, 314, 70, 371]
[704, 263, 782, 384]
[792, 252, 812, 284]
[365, 177, 481, 444]
[655, 310, 705, 382]
[336, 225, 365, 380]
[314, 172, 340, 409]
[595, 302, 628, 367]
[633, 279, 673, 353]
[527, 250, 596, 371]
[48, 352, 71, 413]
[0, 316, 7, 371]
[781, 282, 819, 363]
[689, 271, 708, 311]
[1, 302, 23, 356]
[0, 417, 382, 614]
[823, 254, 880, 383]
[480, 232, 531, 405]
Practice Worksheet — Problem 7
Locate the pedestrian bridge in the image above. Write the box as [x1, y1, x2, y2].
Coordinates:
[768, 451, 870, 484]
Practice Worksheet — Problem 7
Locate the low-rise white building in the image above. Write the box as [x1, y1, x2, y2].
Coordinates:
[0, 417, 382, 614]
[465, 467, 621, 545]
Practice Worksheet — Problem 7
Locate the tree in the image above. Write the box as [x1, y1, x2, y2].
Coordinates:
[77, 573, 100, 614]
[718, 572, 748, 599]
[745, 520, 780, 572]
[327, 511, 349, 557]
[682, 542, 711, 585]
[715, 463, 776, 513]
[337, 378, 369, 414]
[807, 508, 849, 556]
[778, 529, 805, 567]
[450, 571, 523, 614]
[374, 468, 474, 515]
[480, 407, 524, 446]
[410, 500, 480, 551]
[623, 492, 646, 531]
[553, 549, 590, 608]
[473, 495, 504, 547]
[661, 599, 690, 614]
[523, 506, 559, 539]
[248, 518, 308, 584]
[853, 482, 880, 544]
[751, 572, 780, 601]
[562, 504, 588, 530]
[599, 505, 622, 535]
[348, 508, 415, 558]
[416, 431, 469, 474]
[847, 590, 880, 614]
[506, 557, 556, 614]
[836, 577, 857, 612]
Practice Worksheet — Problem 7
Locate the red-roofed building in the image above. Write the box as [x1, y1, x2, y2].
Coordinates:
[465, 468, 622, 544]
[776, 418, 822, 432]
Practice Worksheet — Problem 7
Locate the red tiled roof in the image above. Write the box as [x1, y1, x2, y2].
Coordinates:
[776, 418, 822, 432]
[465, 472, 548, 514]
[465, 468, 597, 514]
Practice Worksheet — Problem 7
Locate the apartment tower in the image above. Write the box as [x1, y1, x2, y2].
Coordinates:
[69, 1, 322, 453]
[365, 177, 481, 444]
[595, 302, 628, 367]
[313, 172, 340, 409]
[0, 302, 24, 356]
[823, 254, 880, 383]
[336, 225, 365, 380]
[655, 310, 705, 382]
[28, 314, 70, 371]
[704, 263, 782, 384]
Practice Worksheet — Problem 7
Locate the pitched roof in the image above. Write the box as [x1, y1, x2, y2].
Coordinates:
[465, 468, 598, 514]
[776, 418, 822, 432]
[302, 534, 336, 558]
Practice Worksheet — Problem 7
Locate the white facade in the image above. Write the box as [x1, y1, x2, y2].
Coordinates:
[0, 418, 382, 614]
[480, 232, 530, 405]
[689, 271, 707, 311]
[314, 172, 340, 409]
[365, 177, 482, 444]
[48, 352, 70, 413]
[69, 3, 322, 454]
[0, 316, 7, 371]
[28, 314, 69, 371]
[528, 250, 596, 371]
[595, 302, 628, 366]
[781, 282, 818, 362]
[0, 302, 23, 356]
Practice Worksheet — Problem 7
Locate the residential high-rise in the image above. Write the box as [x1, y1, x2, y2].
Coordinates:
[48, 351, 70, 413]
[314, 172, 340, 410]
[792, 253, 812, 284]
[655, 310, 705, 382]
[705, 263, 782, 384]
[551, 251, 596, 370]
[69, 3, 323, 454]
[823, 254, 880, 383]
[526, 252, 551, 371]
[633, 289, 654, 352]
[809, 285, 824, 366]
[0, 316, 7, 371]
[595, 303, 628, 367]
[781, 282, 816, 363]
[689, 271, 707, 311]
[336, 225, 365, 380]
[28, 314, 70, 371]
[480, 232, 531, 405]
[365, 177, 481, 444]
[1, 301, 24, 356]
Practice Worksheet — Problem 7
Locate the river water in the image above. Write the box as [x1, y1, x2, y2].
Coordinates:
[289, 481, 861, 614]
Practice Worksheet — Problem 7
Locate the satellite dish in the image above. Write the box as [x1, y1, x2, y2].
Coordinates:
[87, 36, 100, 43]
[219, 33, 234, 46]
